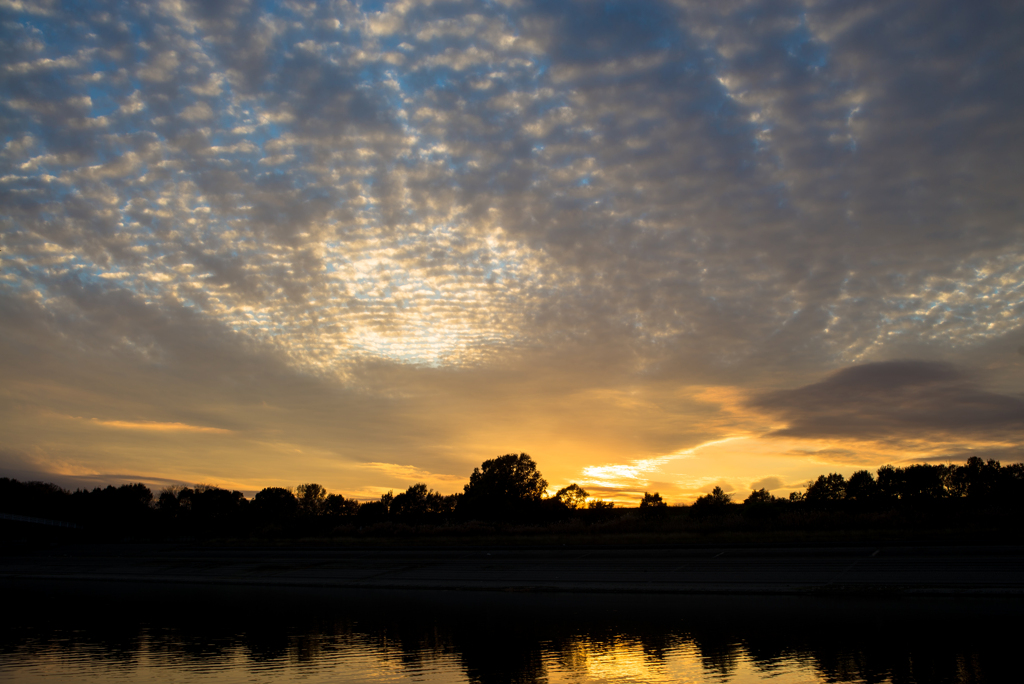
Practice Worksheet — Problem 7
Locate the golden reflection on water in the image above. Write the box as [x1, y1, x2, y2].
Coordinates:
[540, 637, 821, 684]
[1, 584, 1015, 683]
[1, 629, 841, 684]
[3, 637, 469, 683]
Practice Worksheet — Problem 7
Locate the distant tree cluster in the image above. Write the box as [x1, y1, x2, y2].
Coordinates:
[1, 455, 1021, 541]
[690, 458, 1024, 517]
[739, 457, 1024, 509]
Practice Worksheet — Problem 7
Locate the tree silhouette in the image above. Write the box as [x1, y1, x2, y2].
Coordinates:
[459, 453, 548, 520]
[389, 483, 458, 518]
[897, 464, 947, 501]
[743, 488, 774, 505]
[742, 487, 779, 521]
[72, 482, 155, 536]
[555, 483, 589, 510]
[955, 457, 1005, 500]
[391, 483, 430, 516]
[0, 478, 73, 520]
[639, 491, 668, 518]
[296, 483, 327, 517]
[845, 470, 877, 501]
[805, 473, 846, 503]
[390, 483, 456, 517]
[324, 493, 359, 517]
[253, 487, 298, 525]
[189, 485, 247, 534]
[700, 487, 731, 505]
[691, 487, 731, 517]
[640, 491, 667, 508]
[876, 465, 899, 500]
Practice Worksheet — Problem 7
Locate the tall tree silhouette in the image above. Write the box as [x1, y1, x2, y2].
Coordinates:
[459, 453, 548, 520]
[805, 473, 847, 503]
[296, 483, 327, 517]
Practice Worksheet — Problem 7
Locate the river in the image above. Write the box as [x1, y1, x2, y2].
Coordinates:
[1, 579, 1015, 682]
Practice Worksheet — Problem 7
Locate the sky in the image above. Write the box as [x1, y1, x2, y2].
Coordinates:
[1, 0, 1023, 505]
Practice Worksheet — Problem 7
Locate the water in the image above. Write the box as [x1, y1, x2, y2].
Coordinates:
[1, 581, 1015, 682]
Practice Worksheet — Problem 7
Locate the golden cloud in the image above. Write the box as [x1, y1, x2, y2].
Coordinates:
[83, 418, 233, 434]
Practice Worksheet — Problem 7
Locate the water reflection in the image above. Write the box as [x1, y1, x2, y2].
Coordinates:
[1, 581, 1015, 683]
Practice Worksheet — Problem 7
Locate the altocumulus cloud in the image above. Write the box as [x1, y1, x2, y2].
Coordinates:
[1, 0, 1023, 494]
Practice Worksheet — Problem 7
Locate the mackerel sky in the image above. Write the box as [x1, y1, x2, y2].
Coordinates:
[2, 0, 1022, 502]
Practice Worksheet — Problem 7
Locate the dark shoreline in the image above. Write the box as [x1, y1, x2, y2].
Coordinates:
[4, 542, 1022, 597]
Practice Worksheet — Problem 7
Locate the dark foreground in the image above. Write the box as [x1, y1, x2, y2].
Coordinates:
[3, 543, 1022, 595]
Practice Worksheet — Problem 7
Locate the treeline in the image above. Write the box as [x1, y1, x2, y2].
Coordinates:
[694, 456, 1024, 513]
[0, 453, 563, 539]
[1, 454, 1022, 542]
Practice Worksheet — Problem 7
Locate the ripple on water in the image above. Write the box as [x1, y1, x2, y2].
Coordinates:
[1, 584, 1017, 683]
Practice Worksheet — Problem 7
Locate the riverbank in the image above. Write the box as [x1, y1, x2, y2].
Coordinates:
[3, 542, 1021, 596]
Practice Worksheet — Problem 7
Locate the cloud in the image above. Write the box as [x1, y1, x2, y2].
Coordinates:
[83, 418, 233, 434]
[698, 480, 737, 495]
[1, 0, 1022, 495]
[4, 0, 1022, 379]
[750, 361, 1024, 442]
[179, 102, 213, 121]
[360, 461, 467, 485]
[750, 476, 784, 492]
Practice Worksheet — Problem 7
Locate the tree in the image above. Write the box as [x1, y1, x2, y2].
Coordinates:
[876, 465, 899, 500]
[253, 487, 298, 523]
[428, 492, 459, 516]
[391, 483, 458, 517]
[845, 470, 877, 501]
[117, 482, 154, 509]
[0, 478, 70, 519]
[954, 457, 1003, 499]
[297, 483, 327, 517]
[325, 493, 360, 517]
[805, 473, 846, 504]
[80, 483, 154, 522]
[392, 483, 428, 516]
[588, 499, 614, 510]
[459, 453, 548, 520]
[690, 487, 731, 516]
[357, 499, 388, 519]
[555, 483, 589, 510]
[897, 464, 946, 502]
[190, 486, 247, 531]
[876, 464, 952, 502]
[705, 487, 732, 505]
[742, 487, 779, 521]
[744, 488, 774, 505]
[157, 485, 186, 513]
[640, 491, 666, 508]
[639, 491, 667, 518]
